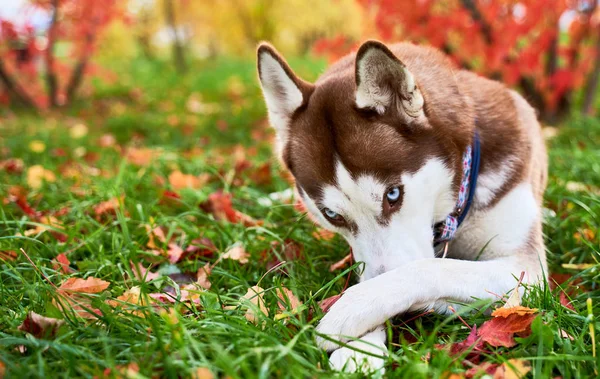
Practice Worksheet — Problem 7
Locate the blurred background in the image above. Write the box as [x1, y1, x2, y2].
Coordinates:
[0, 0, 598, 123]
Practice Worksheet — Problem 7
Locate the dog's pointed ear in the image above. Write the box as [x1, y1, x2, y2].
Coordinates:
[257, 43, 313, 150]
[355, 40, 424, 119]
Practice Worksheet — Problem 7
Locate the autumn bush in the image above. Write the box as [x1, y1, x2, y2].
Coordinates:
[315, 0, 600, 122]
[0, 0, 123, 109]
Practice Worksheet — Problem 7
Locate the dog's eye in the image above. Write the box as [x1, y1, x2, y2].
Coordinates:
[386, 187, 401, 203]
[322, 208, 345, 224]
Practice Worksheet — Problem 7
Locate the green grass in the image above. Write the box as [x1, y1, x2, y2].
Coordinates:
[0, 56, 599, 378]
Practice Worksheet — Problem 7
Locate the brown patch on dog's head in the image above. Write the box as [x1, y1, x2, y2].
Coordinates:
[257, 40, 474, 205]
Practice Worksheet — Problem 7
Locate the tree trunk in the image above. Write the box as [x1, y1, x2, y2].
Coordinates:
[582, 31, 600, 115]
[0, 59, 37, 109]
[45, 0, 60, 107]
[163, 0, 186, 73]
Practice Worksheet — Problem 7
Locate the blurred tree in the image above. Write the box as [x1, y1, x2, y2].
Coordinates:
[0, 0, 124, 109]
[163, 0, 187, 72]
[315, 0, 600, 122]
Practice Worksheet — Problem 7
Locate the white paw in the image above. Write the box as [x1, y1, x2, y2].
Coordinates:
[328, 328, 387, 374]
[315, 283, 389, 351]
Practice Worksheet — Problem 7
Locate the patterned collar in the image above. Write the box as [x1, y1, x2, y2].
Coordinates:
[433, 131, 481, 257]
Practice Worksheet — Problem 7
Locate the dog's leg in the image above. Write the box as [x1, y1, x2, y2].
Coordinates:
[316, 256, 543, 351]
[328, 325, 387, 373]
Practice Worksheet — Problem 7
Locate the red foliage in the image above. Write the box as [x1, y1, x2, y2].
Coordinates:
[0, 0, 124, 109]
[315, 0, 600, 120]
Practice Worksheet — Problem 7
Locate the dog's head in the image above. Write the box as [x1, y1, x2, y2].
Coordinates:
[257, 40, 475, 280]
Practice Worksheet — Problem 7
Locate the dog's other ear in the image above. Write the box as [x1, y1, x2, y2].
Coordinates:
[257, 43, 313, 152]
[355, 40, 424, 120]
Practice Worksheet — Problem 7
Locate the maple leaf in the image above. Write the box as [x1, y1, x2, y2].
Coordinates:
[52, 253, 72, 274]
[329, 253, 353, 272]
[242, 285, 269, 324]
[27, 165, 56, 189]
[58, 277, 110, 294]
[18, 311, 64, 339]
[168, 170, 210, 190]
[477, 311, 538, 348]
[222, 245, 249, 264]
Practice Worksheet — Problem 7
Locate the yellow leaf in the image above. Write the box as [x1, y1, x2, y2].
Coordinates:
[495, 359, 531, 379]
[69, 123, 88, 139]
[491, 306, 538, 318]
[29, 140, 46, 153]
[27, 165, 56, 189]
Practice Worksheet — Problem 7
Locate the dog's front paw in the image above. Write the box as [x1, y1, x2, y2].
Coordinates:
[328, 326, 387, 374]
[315, 283, 386, 351]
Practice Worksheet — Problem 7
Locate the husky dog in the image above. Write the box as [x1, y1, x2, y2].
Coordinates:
[257, 40, 548, 373]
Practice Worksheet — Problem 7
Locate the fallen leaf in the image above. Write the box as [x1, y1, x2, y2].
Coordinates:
[276, 287, 302, 312]
[168, 170, 210, 190]
[0, 158, 24, 174]
[131, 262, 160, 282]
[478, 311, 538, 348]
[53, 253, 71, 274]
[144, 225, 166, 249]
[223, 245, 249, 264]
[107, 286, 148, 316]
[0, 361, 5, 378]
[58, 277, 110, 294]
[313, 228, 336, 241]
[27, 165, 56, 189]
[559, 291, 575, 311]
[0, 250, 17, 261]
[329, 253, 353, 272]
[192, 367, 214, 379]
[491, 306, 538, 318]
[167, 243, 185, 263]
[184, 237, 217, 260]
[94, 197, 122, 220]
[29, 140, 46, 153]
[125, 147, 161, 166]
[319, 294, 342, 313]
[200, 190, 262, 227]
[494, 359, 531, 379]
[196, 263, 212, 290]
[18, 311, 64, 339]
[98, 134, 117, 147]
[465, 362, 499, 378]
[243, 285, 268, 324]
[69, 123, 88, 139]
[263, 239, 304, 271]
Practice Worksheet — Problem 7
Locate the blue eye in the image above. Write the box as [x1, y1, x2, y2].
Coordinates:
[386, 187, 401, 202]
[324, 208, 339, 219]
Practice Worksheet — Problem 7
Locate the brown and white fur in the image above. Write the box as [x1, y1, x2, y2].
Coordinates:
[257, 40, 548, 373]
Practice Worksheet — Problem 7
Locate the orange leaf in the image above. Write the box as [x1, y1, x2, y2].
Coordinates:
[477, 312, 538, 348]
[491, 306, 538, 318]
[53, 253, 71, 274]
[196, 263, 212, 290]
[222, 245, 249, 264]
[58, 277, 110, 294]
[168, 170, 210, 190]
[329, 253, 353, 272]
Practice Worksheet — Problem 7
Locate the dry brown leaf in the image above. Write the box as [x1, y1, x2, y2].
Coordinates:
[27, 165, 56, 189]
[167, 243, 185, 263]
[168, 170, 210, 190]
[329, 253, 353, 272]
[18, 311, 65, 339]
[58, 277, 110, 294]
[223, 245, 249, 264]
[243, 285, 268, 324]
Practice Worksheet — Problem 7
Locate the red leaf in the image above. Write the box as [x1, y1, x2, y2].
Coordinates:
[477, 312, 538, 347]
[329, 253, 353, 272]
[53, 253, 71, 274]
[200, 190, 262, 227]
